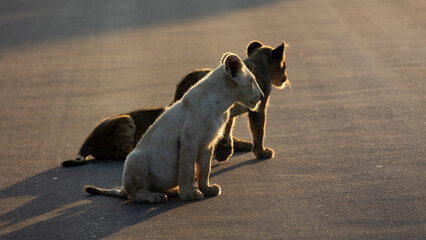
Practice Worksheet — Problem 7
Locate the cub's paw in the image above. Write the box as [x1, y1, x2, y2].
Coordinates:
[254, 147, 275, 159]
[164, 187, 180, 197]
[214, 142, 234, 162]
[179, 188, 204, 201]
[201, 184, 222, 197]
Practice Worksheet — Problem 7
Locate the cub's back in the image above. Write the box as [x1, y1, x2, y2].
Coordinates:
[136, 102, 187, 151]
[173, 68, 211, 102]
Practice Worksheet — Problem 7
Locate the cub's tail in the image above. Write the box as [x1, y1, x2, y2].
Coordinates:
[61, 158, 88, 167]
[84, 185, 128, 199]
[62, 136, 92, 167]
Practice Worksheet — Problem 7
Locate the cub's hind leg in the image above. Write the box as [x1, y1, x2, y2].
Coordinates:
[62, 120, 102, 167]
[113, 116, 136, 160]
[123, 150, 168, 203]
[85, 114, 135, 161]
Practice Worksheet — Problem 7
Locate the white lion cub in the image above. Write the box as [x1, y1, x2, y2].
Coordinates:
[84, 53, 264, 203]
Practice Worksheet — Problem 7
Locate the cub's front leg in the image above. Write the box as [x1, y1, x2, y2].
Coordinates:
[197, 147, 221, 197]
[215, 115, 255, 157]
[178, 137, 203, 201]
[248, 97, 275, 159]
[214, 117, 235, 162]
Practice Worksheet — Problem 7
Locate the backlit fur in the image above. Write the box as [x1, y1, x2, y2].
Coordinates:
[174, 40, 289, 161]
[84, 53, 263, 203]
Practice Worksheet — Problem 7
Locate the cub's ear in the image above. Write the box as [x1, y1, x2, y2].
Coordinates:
[220, 52, 232, 63]
[271, 41, 286, 59]
[222, 52, 243, 78]
[247, 40, 263, 56]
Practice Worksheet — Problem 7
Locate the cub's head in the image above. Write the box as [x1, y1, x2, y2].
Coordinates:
[221, 53, 264, 110]
[247, 40, 290, 90]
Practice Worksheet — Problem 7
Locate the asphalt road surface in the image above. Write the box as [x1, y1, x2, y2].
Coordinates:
[0, 0, 425, 239]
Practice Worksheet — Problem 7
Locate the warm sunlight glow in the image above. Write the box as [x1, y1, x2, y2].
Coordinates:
[0, 200, 92, 235]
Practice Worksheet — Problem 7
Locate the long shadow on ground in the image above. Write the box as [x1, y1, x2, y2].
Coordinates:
[0, 156, 265, 239]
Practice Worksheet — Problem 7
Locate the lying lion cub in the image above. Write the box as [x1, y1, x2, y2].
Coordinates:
[84, 53, 264, 203]
[61, 108, 165, 167]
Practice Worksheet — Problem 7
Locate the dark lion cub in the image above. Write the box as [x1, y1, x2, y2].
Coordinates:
[62, 40, 289, 166]
[175, 40, 289, 161]
[61, 108, 164, 167]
